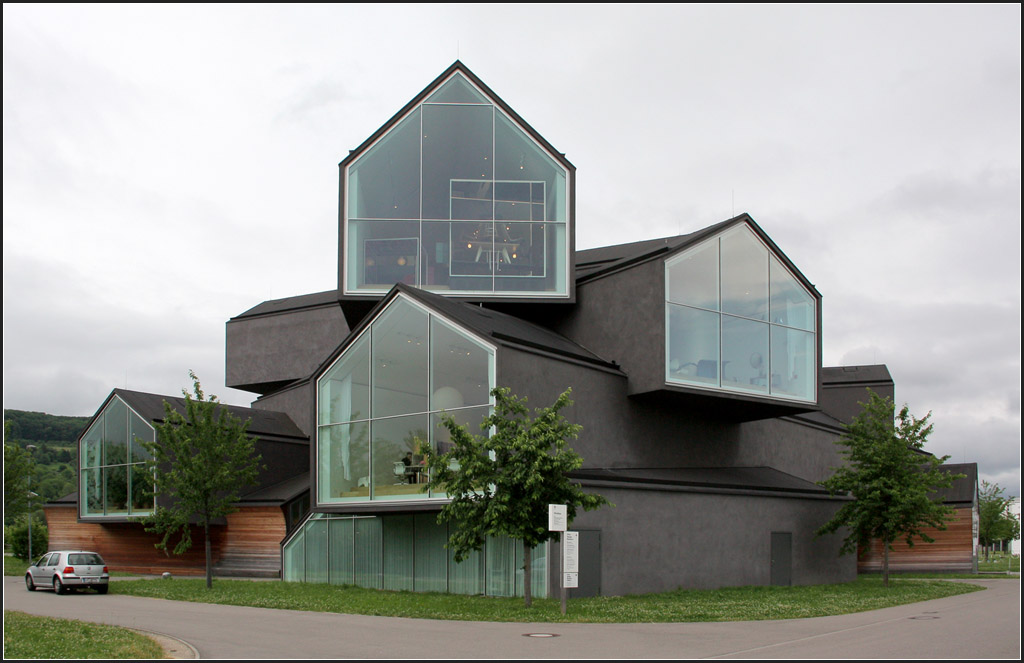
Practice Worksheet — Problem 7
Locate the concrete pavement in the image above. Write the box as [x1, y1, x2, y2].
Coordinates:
[3, 576, 1019, 659]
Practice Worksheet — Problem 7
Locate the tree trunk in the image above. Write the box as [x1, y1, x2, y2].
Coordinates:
[205, 521, 213, 589]
[882, 541, 890, 588]
[523, 545, 532, 608]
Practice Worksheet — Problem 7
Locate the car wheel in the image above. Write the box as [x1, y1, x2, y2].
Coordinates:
[95, 585, 109, 595]
[25, 574, 36, 592]
[53, 576, 66, 595]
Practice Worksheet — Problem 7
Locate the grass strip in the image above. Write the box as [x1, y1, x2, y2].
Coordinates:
[109, 576, 982, 623]
[3, 610, 165, 659]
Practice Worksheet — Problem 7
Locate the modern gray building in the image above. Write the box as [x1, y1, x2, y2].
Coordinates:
[219, 61, 883, 597]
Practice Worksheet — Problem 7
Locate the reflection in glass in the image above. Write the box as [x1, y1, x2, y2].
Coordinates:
[371, 415, 429, 501]
[282, 512, 548, 597]
[345, 73, 569, 296]
[383, 515, 415, 591]
[423, 104, 492, 220]
[721, 316, 770, 394]
[81, 425, 102, 469]
[305, 518, 329, 584]
[328, 518, 354, 585]
[317, 295, 495, 504]
[771, 326, 815, 400]
[354, 517, 382, 588]
[666, 304, 720, 386]
[348, 108, 421, 220]
[665, 223, 816, 402]
[347, 221, 420, 291]
[320, 333, 370, 426]
[104, 465, 129, 514]
[770, 256, 815, 331]
[130, 464, 154, 511]
[667, 238, 718, 310]
[431, 318, 492, 409]
[721, 226, 768, 320]
[319, 422, 370, 502]
[129, 412, 154, 463]
[371, 299, 429, 418]
[80, 396, 154, 517]
[425, 73, 489, 104]
[414, 512, 449, 592]
[103, 398, 128, 466]
[81, 468, 102, 516]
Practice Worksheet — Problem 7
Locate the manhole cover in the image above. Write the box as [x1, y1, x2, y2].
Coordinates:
[523, 633, 560, 638]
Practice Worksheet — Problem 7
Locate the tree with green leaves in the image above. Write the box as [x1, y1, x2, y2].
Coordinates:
[978, 481, 1020, 561]
[4, 421, 35, 526]
[423, 387, 609, 607]
[817, 390, 962, 587]
[139, 371, 262, 588]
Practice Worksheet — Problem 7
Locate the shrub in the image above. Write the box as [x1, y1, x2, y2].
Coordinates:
[6, 517, 49, 560]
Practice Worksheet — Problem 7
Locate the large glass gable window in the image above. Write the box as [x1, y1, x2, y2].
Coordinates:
[665, 224, 816, 402]
[317, 294, 496, 504]
[80, 396, 154, 517]
[345, 71, 569, 297]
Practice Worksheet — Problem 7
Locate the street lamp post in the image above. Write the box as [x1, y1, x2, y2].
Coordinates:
[26, 444, 36, 561]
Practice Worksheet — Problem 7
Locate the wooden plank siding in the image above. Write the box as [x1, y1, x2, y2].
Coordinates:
[214, 507, 288, 577]
[43, 504, 286, 577]
[857, 507, 976, 573]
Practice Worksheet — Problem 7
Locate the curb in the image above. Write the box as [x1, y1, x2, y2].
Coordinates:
[131, 628, 200, 659]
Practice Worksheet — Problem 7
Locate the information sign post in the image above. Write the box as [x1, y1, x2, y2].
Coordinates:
[548, 504, 571, 615]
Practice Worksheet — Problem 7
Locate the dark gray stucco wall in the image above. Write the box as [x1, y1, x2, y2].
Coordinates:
[732, 417, 845, 485]
[499, 346, 854, 595]
[226, 304, 348, 392]
[555, 259, 666, 395]
[498, 347, 841, 477]
[253, 437, 310, 488]
[568, 486, 854, 595]
[251, 380, 316, 438]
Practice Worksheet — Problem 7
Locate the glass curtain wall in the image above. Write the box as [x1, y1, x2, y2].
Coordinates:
[79, 396, 155, 517]
[665, 224, 816, 402]
[345, 71, 569, 297]
[318, 295, 495, 504]
[282, 512, 547, 598]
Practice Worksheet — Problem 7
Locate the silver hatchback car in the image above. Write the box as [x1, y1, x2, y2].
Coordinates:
[25, 550, 109, 595]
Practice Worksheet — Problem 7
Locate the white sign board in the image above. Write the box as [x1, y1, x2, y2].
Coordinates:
[548, 504, 567, 532]
[563, 572, 578, 588]
[564, 531, 579, 573]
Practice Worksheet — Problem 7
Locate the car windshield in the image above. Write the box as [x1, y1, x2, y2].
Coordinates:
[68, 553, 104, 565]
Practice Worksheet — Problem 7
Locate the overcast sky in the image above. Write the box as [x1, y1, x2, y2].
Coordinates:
[4, 5, 1020, 494]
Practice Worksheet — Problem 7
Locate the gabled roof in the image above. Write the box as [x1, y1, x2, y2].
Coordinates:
[575, 214, 821, 300]
[338, 60, 573, 174]
[935, 463, 978, 505]
[238, 471, 310, 504]
[571, 466, 833, 497]
[315, 283, 623, 380]
[820, 364, 894, 387]
[230, 290, 340, 321]
[87, 389, 307, 443]
[574, 218, 734, 282]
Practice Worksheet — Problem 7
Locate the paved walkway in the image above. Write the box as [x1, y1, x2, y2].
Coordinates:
[4, 576, 1019, 659]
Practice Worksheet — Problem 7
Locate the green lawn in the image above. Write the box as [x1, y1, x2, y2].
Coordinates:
[3, 611, 164, 660]
[106, 575, 983, 623]
[978, 552, 1020, 573]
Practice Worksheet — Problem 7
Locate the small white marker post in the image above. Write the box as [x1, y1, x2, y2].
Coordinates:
[549, 504, 568, 615]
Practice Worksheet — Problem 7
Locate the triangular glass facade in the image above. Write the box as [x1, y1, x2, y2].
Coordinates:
[665, 223, 817, 402]
[79, 395, 155, 518]
[316, 294, 495, 504]
[344, 70, 570, 298]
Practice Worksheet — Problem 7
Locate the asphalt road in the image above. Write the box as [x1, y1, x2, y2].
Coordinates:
[3, 576, 1020, 659]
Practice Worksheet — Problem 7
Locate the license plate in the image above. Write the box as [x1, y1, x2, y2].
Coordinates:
[82, 578, 97, 584]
